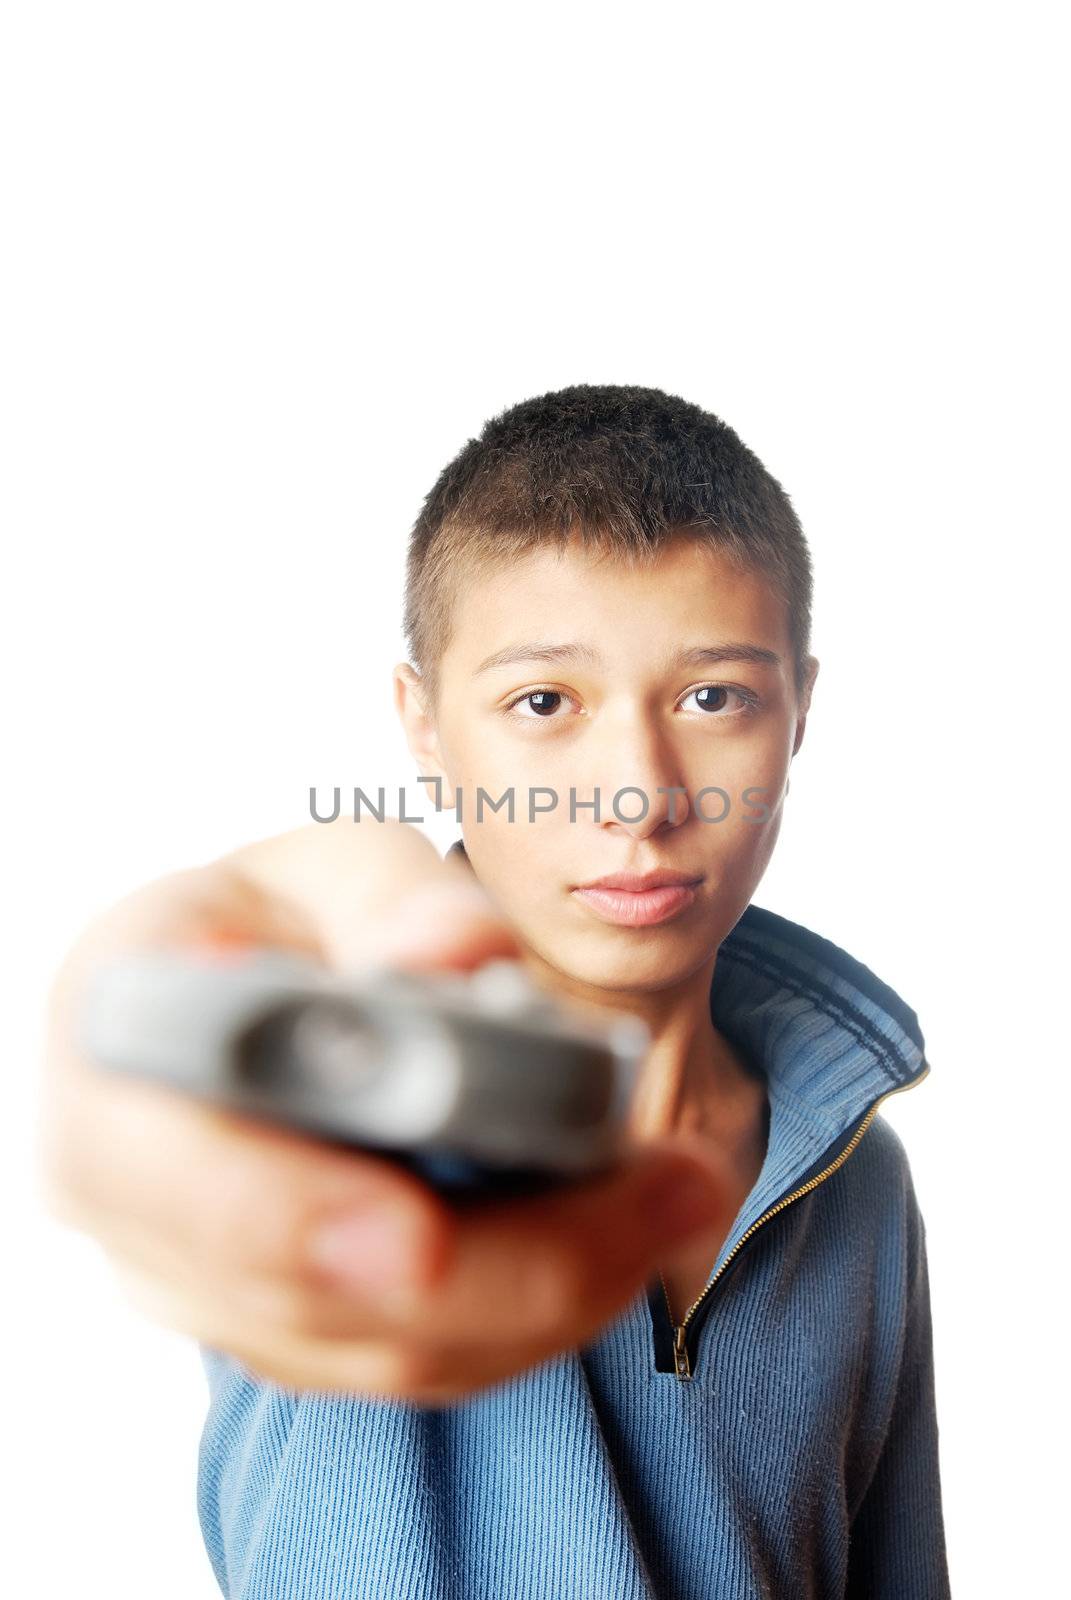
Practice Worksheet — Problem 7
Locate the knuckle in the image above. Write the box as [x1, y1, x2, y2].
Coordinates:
[224, 1318, 450, 1398]
[252, 1280, 352, 1342]
[242, 1276, 309, 1334]
[287, 1293, 344, 1342]
[197, 1147, 301, 1276]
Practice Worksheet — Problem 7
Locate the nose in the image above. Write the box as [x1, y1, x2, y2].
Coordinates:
[583, 711, 691, 842]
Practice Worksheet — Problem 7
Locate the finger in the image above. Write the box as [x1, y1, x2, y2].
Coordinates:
[41, 865, 524, 1340]
[305, 1137, 733, 1344]
[370, 876, 523, 973]
[42, 1027, 460, 1307]
[108, 1256, 444, 1398]
[221, 819, 499, 971]
[109, 1254, 561, 1403]
[108, 1253, 618, 1406]
[71, 1104, 730, 1362]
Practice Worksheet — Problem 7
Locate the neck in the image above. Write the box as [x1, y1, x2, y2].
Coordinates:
[517, 944, 765, 1145]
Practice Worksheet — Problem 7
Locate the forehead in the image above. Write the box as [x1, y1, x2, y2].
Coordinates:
[444, 535, 790, 670]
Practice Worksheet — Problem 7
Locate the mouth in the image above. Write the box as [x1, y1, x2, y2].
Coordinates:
[571, 871, 704, 929]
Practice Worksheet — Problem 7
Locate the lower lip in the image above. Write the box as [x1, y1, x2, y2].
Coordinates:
[571, 883, 700, 927]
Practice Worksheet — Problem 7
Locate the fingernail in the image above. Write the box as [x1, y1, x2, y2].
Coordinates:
[308, 1208, 427, 1300]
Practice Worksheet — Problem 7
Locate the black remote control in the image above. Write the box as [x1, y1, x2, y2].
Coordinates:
[78, 948, 650, 1198]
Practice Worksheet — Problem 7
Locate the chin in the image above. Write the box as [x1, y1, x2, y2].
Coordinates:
[547, 936, 705, 996]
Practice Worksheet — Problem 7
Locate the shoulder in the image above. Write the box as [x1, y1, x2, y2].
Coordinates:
[833, 1114, 927, 1271]
[851, 1112, 914, 1190]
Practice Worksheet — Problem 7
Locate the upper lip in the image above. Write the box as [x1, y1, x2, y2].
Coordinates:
[575, 870, 703, 892]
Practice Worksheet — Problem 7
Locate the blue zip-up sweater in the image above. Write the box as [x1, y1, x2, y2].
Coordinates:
[196, 894, 951, 1598]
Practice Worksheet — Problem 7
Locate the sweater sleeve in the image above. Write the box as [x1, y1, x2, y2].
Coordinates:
[845, 1187, 952, 1599]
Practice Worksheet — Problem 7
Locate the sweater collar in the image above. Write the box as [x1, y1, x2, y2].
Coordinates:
[712, 899, 929, 1135]
[705, 900, 931, 1252]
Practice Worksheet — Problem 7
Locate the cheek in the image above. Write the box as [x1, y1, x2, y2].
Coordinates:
[685, 728, 788, 816]
[461, 816, 557, 908]
[684, 745, 788, 892]
[729, 795, 785, 876]
[442, 728, 562, 828]
[698, 784, 786, 909]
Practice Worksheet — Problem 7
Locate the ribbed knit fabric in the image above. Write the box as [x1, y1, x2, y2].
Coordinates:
[196, 887, 951, 1599]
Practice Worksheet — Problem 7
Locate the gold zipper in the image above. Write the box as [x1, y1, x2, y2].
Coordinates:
[659, 1063, 931, 1380]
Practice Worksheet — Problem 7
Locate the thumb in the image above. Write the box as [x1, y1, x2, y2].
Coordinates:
[373, 876, 523, 973]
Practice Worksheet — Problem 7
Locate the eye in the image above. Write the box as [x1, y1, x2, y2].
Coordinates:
[503, 688, 576, 720]
[679, 684, 759, 717]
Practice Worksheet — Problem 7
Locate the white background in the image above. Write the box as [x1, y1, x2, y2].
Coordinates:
[3, 3, 1067, 1595]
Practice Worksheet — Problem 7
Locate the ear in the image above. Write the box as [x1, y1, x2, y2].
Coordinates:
[393, 662, 457, 808]
[790, 655, 820, 759]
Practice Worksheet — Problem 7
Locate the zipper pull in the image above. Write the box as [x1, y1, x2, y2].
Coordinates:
[673, 1324, 692, 1380]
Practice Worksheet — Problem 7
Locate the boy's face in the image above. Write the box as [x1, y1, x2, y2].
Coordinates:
[396, 533, 817, 997]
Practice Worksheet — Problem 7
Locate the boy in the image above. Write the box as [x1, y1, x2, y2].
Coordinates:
[43, 384, 951, 1598]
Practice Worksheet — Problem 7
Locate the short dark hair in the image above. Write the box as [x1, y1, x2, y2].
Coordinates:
[403, 383, 813, 710]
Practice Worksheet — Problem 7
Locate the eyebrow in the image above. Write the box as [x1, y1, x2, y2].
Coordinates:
[473, 640, 783, 675]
